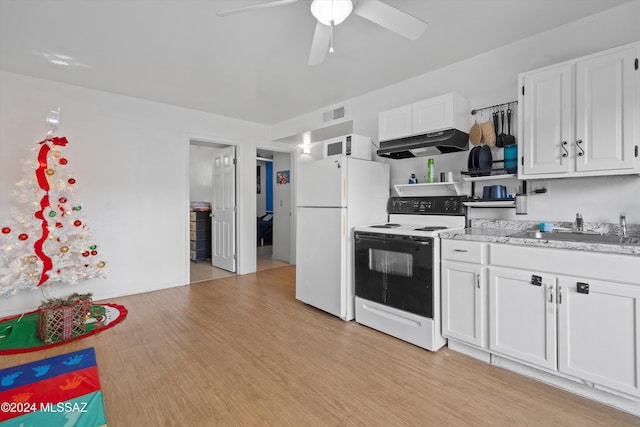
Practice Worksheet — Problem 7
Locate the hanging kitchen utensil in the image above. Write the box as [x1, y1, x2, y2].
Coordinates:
[503, 106, 516, 146]
[469, 117, 482, 145]
[481, 112, 496, 147]
[496, 108, 506, 148]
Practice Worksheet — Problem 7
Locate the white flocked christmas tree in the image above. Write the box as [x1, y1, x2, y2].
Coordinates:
[0, 109, 107, 297]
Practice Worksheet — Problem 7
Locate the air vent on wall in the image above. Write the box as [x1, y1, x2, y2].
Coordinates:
[323, 106, 345, 122]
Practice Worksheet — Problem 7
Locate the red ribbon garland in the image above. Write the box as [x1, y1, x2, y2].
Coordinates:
[33, 136, 68, 286]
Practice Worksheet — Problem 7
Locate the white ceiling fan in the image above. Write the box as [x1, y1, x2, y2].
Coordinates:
[217, 0, 428, 66]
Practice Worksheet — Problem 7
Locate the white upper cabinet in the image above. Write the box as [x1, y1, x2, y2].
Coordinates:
[519, 41, 639, 179]
[378, 92, 469, 142]
[521, 63, 573, 175]
[575, 47, 637, 172]
[378, 104, 412, 141]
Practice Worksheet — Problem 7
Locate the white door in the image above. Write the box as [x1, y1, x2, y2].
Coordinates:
[296, 158, 345, 207]
[558, 276, 640, 397]
[295, 207, 345, 318]
[412, 93, 454, 134]
[575, 46, 637, 172]
[489, 267, 557, 370]
[211, 146, 236, 272]
[441, 261, 486, 348]
[521, 63, 573, 176]
[378, 104, 413, 141]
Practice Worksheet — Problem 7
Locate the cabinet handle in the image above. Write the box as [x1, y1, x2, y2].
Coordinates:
[476, 274, 480, 289]
[453, 249, 468, 253]
[558, 286, 563, 304]
[561, 141, 568, 158]
[576, 139, 584, 157]
[549, 285, 554, 303]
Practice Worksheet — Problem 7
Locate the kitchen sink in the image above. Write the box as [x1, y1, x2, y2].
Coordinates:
[507, 230, 640, 245]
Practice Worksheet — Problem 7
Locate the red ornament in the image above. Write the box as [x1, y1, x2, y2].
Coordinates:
[59, 197, 67, 204]
[1, 227, 10, 234]
[18, 233, 28, 241]
[91, 250, 98, 256]
[82, 251, 90, 257]
[55, 222, 63, 228]
[74, 220, 82, 226]
[59, 158, 68, 165]
[68, 178, 76, 185]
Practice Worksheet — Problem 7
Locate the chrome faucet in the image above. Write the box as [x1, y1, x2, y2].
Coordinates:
[619, 212, 628, 238]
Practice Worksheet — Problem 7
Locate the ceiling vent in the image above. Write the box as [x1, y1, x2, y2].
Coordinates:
[323, 106, 345, 122]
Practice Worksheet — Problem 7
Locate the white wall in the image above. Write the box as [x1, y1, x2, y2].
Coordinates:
[0, 71, 272, 316]
[273, 2, 640, 225]
[189, 145, 215, 204]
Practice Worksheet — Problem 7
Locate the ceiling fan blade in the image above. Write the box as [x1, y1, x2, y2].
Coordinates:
[353, 0, 427, 40]
[308, 22, 331, 66]
[217, 0, 300, 17]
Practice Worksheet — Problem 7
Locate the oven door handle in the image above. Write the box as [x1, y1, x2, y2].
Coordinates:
[354, 234, 391, 242]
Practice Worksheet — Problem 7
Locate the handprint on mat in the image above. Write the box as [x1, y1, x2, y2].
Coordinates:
[32, 364, 51, 377]
[59, 375, 85, 391]
[12, 392, 32, 403]
[63, 353, 87, 366]
[1, 371, 23, 387]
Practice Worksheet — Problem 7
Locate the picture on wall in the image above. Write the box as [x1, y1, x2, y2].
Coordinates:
[277, 170, 290, 185]
[257, 165, 261, 194]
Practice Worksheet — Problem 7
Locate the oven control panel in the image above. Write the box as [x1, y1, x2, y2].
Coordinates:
[388, 196, 467, 216]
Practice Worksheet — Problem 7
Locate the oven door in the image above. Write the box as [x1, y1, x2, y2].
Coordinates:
[354, 232, 434, 318]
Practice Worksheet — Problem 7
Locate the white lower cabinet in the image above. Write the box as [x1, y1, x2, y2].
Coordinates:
[441, 240, 488, 349]
[441, 261, 486, 348]
[485, 243, 640, 399]
[558, 276, 640, 397]
[488, 267, 557, 371]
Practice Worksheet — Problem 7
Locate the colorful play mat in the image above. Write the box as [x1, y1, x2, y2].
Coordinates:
[0, 347, 107, 426]
[0, 304, 127, 355]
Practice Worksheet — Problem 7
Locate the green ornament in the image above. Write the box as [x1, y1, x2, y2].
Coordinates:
[89, 245, 97, 250]
[73, 206, 82, 211]
[48, 211, 57, 218]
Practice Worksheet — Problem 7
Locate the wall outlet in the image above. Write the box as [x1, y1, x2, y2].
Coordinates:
[529, 179, 550, 195]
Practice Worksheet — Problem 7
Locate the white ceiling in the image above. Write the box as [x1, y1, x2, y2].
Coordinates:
[0, 0, 631, 125]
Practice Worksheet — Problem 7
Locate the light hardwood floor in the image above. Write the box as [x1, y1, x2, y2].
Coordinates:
[190, 245, 289, 283]
[2, 266, 639, 426]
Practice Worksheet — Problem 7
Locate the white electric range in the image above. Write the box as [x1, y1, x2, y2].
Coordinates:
[353, 196, 467, 351]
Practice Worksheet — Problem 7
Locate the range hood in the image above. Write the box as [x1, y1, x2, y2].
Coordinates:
[377, 129, 469, 159]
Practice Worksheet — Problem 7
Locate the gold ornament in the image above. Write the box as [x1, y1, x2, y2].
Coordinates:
[97, 261, 106, 269]
[45, 168, 55, 176]
[27, 256, 38, 264]
[60, 246, 69, 253]
[52, 150, 61, 159]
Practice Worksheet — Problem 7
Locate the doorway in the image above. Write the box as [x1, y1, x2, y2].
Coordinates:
[189, 139, 237, 283]
[256, 148, 293, 269]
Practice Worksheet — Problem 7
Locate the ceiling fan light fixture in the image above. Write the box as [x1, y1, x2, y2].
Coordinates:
[310, 0, 353, 26]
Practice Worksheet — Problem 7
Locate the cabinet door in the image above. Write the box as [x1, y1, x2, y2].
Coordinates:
[489, 268, 557, 370]
[378, 104, 412, 141]
[558, 277, 640, 397]
[575, 46, 638, 172]
[441, 261, 486, 348]
[520, 63, 573, 176]
[412, 93, 454, 134]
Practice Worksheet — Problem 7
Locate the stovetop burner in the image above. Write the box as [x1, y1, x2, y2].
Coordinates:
[414, 226, 449, 231]
[370, 223, 401, 229]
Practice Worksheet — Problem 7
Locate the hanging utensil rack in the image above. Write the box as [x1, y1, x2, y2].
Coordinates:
[470, 100, 517, 116]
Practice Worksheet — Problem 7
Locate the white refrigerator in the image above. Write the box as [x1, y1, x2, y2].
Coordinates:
[296, 156, 390, 320]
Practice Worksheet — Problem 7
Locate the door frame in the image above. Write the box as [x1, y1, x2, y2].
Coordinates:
[186, 136, 239, 284]
[255, 146, 296, 266]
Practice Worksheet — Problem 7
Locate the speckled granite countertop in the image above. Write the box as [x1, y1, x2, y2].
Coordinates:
[440, 219, 640, 256]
